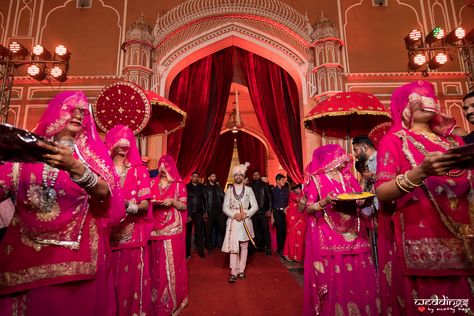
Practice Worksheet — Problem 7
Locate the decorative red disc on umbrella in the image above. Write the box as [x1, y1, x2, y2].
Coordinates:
[141, 90, 187, 136]
[93, 81, 151, 134]
[304, 91, 391, 139]
[368, 121, 392, 149]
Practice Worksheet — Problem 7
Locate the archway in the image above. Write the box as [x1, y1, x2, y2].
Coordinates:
[146, 0, 319, 171]
[163, 46, 304, 183]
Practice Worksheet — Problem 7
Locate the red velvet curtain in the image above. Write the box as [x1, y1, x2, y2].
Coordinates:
[236, 48, 304, 183]
[236, 132, 267, 177]
[206, 131, 235, 185]
[167, 48, 234, 181]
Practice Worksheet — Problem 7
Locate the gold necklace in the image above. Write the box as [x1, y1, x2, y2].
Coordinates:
[407, 135, 465, 177]
[411, 130, 451, 150]
[116, 163, 129, 187]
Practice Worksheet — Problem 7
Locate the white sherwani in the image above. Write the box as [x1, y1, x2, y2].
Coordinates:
[221, 185, 258, 254]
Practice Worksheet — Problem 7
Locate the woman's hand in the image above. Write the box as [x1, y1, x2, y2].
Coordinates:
[416, 151, 465, 178]
[38, 141, 81, 173]
[38, 140, 110, 203]
[323, 193, 337, 206]
[162, 198, 174, 207]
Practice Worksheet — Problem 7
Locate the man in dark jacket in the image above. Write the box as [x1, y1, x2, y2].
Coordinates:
[203, 172, 225, 250]
[250, 170, 272, 255]
[271, 173, 289, 257]
[186, 172, 207, 258]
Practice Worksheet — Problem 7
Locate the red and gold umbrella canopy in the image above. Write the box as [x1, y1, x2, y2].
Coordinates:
[368, 121, 392, 149]
[141, 91, 187, 136]
[93, 81, 186, 136]
[94, 81, 151, 134]
[304, 92, 391, 138]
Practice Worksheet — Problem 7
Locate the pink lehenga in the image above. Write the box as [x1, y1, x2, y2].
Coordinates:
[105, 125, 152, 316]
[376, 81, 474, 315]
[303, 144, 380, 316]
[0, 91, 124, 316]
[283, 191, 306, 262]
[149, 155, 188, 316]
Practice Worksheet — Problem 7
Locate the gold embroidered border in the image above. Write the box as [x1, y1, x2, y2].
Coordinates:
[164, 239, 177, 312]
[150, 209, 183, 237]
[399, 132, 474, 242]
[138, 187, 151, 198]
[0, 217, 99, 289]
[400, 213, 471, 271]
[19, 197, 89, 250]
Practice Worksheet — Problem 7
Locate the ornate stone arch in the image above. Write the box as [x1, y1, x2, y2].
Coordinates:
[151, 0, 317, 104]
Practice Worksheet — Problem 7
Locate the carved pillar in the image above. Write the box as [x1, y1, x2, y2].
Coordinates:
[121, 14, 154, 90]
[310, 15, 345, 103]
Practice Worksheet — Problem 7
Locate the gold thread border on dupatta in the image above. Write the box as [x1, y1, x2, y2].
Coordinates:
[164, 239, 177, 312]
[398, 132, 474, 269]
[0, 217, 99, 289]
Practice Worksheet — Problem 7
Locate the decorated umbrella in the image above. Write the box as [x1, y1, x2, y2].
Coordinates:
[141, 90, 187, 136]
[304, 91, 391, 139]
[94, 81, 151, 135]
[93, 81, 186, 136]
[368, 121, 392, 149]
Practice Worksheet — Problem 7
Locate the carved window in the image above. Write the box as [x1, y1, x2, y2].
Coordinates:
[372, 0, 388, 6]
[76, 0, 92, 8]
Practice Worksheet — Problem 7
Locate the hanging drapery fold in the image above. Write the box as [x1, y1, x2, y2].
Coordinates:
[236, 48, 303, 183]
[236, 132, 267, 177]
[167, 47, 234, 181]
[206, 131, 235, 185]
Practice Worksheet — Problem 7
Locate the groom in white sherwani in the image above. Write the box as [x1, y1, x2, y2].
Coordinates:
[221, 162, 258, 283]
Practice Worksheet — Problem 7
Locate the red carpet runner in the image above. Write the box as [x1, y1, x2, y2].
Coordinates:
[181, 251, 303, 316]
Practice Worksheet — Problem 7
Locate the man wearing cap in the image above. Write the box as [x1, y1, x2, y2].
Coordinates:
[221, 162, 258, 283]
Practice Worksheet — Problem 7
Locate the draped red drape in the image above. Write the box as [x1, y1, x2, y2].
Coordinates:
[206, 131, 235, 185]
[167, 48, 234, 181]
[236, 132, 267, 177]
[236, 48, 304, 183]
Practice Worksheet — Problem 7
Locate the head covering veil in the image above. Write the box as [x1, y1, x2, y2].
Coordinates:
[34, 91, 124, 223]
[104, 124, 142, 167]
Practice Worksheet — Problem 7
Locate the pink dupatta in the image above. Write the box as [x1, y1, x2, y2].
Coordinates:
[149, 155, 187, 240]
[0, 91, 124, 295]
[376, 80, 474, 276]
[105, 125, 152, 249]
[303, 144, 377, 316]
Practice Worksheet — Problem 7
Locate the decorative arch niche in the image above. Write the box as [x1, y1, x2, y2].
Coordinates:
[151, 0, 318, 105]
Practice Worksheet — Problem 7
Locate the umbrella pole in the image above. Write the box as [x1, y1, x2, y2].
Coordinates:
[137, 134, 143, 156]
[346, 116, 351, 154]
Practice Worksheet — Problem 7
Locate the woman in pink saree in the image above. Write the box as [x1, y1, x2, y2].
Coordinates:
[105, 124, 152, 316]
[149, 155, 188, 315]
[283, 184, 306, 262]
[0, 91, 124, 315]
[303, 144, 379, 316]
[376, 80, 474, 315]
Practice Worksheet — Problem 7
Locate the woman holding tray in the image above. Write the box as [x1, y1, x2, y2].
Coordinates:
[148, 155, 188, 315]
[376, 80, 474, 315]
[302, 144, 379, 316]
[0, 91, 124, 315]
